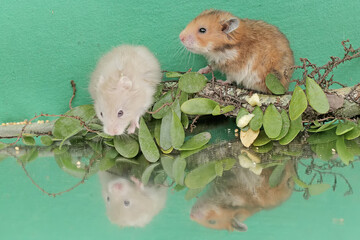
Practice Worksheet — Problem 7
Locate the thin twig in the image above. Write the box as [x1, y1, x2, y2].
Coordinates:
[69, 80, 76, 109]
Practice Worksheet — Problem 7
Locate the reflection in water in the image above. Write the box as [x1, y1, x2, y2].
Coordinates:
[186, 141, 295, 231]
[99, 166, 167, 227]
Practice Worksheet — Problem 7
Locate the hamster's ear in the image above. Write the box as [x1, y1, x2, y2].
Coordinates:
[222, 18, 239, 34]
[231, 218, 248, 232]
[118, 75, 133, 90]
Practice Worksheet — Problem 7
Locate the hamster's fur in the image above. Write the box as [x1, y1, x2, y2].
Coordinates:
[99, 171, 167, 227]
[190, 161, 295, 231]
[179, 9, 294, 93]
[89, 45, 161, 135]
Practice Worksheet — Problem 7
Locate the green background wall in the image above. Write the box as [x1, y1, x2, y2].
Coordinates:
[0, 0, 359, 123]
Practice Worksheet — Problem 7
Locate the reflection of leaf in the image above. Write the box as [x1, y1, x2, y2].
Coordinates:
[289, 86, 307, 120]
[345, 125, 360, 140]
[306, 77, 330, 114]
[263, 104, 282, 138]
[252, 141, 273, 153]
[308, 128, 338, 144]
[178, 132, 211, 151]
[141, 163, 160, 185]
[181, 98, 219, 115]
[292, 176, 309, 188]
[185, 161, 217, 189]
[178, 72, 208, 93]
[215, 162, 223, 176]
[114, 135, 139, 158]
[172, 157, 186, 185]
[139, 118, 160, 162]
[269, 164, 286, 188]
[161, 155, 174, 178]
[0, 142, 8, 150]
[265, 73, 286, 95]
[308, 183, 331, 196]
[279, 116, 303, 145]
[40, 136, 53, 146]
[19, 148, 39, 163]
[185, 187, 204, 201]
[312, 141, 336, 161]
[336, 136, 354, 165]
[336, 121, 356, 135]
[180, 144, 209, 158]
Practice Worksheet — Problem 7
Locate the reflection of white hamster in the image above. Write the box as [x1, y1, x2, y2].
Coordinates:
[179, 9, 294, 93]
[89, 45, 161, 135]
[190, 162, 294, 232]
[98, 171, 167, 227]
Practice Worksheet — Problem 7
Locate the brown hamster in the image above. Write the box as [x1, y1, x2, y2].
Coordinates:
[89, 45, 161, 136]
[190, 161, 295, 231]
[179, 9, 294, 93]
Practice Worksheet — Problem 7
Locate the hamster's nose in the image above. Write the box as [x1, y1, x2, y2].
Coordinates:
[179, 33, 186, 43]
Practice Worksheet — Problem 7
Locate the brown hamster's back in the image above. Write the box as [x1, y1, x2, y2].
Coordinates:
[180, 10, 294, 93]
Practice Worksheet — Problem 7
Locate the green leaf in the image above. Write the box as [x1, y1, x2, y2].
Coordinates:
[115, 157, 138, 165]
[306, 77, 330, 114]
[19, 148, 39, 163]
[160, 111, 172, 150]
[181, 98, 219, 115]
[178, 72, 208, 93]
[345, 125, 360, 140]
[87, 123, 103, 131]
[166, 71, 183, 78]
[336, 121, 356, 135]
[220, 158, 236, 171]
[252, 141, 273, 153]
[152, 91, 173, 119]
[274, 110, 290, 140]
[172, 157, 186, 185]
[139, 118, 160, 162]
[308, 183, 331, 196]
[40, 136, 53, 146]
[185, 188, 204, 201]
[141, 163, 160, 185]
[161, 155, 174, 178]
[253, 130, 271, 146]
[215, 162, 224, 176]
[178, 132, 211, 151]
[22, 136, 36, 146]
[212, 105, 235, 116]
[263, 104, 282, 138]
[336, 136, 354, 165]
[52, 105, 96, 139]
[154, 171, 167, 185]
[211, 105, 221, 116]
[185, 161, 217, 189]
[172, 99, 181, 120]
[307, 128, 338, 145]
[179, 91, 189, 106]
[279, 116, 303, 145]
[249, 106, 263, 131]
[181, 113, 189, 129]
[171, 110, 185, 149]
[269, 164, 286, 188]
[154, 120, 161, 146]
[314, 119, 337, 132]
[236, 108, 250, 126]
[265, 73, 286, 95]
[0, 142, 9, 150]
[289, 86, 308, 120]
[114, 135, 139, 158]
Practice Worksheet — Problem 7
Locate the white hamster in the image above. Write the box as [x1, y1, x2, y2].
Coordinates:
[89, 45, 161, 135]
[98, 171, 167, 227]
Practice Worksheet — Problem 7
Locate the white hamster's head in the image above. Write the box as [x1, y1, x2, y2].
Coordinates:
[94, 75, 141, 136]
[190, 201, 249, 232]
[103, 178, 163, 227]
[179, 9, 240, 55]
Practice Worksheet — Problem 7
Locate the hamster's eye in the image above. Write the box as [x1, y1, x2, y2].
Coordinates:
[106, 196, 110, 202]
[123, 200, 130, 207]
[208, 220, 216, 225]
[118, 110, 124, 118]
[199, 27, 207, 33]
[100, 112, 103, 118]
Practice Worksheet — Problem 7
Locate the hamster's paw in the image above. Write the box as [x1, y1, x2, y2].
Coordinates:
[127, 120, 138, 134]
[216, 79, 232, 85]
[198, 65, 212, 74]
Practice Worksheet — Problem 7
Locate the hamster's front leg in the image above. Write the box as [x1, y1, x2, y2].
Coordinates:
[127, 116, 140, 134]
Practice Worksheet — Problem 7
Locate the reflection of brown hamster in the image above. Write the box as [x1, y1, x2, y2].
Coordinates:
[179, 9, 294, 93]
[190, 161, 294, 232]
[89, 45, 161, 135]
[99, 171, 167, 227]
